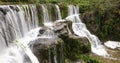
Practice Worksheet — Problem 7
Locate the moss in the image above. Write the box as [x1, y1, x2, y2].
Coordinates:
[59, 3, 68, 19]
[36, 4, 60, 25]
[36, 4, 44, 26]
[59, 34, 91, 61]
[47, 4, 58, 21]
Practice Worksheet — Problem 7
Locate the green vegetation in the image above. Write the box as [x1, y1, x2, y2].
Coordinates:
[0, 0, 88, 3]
[36, 4, 43, 26]
[59, 3, 68, 19]
[59, 35, 88, 61]
[0, 0, 90, 4]
[81, 0, 120, 41]
[81, 55, 102, 63]
[0, 0, 119, 63]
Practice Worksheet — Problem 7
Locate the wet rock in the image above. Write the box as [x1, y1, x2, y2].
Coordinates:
[0, 8, 7, 15]
[60, 34, 89, 46]
[53, 22, 68, 35]
[39, 28, 46, 34]
[53, 21, 73, 36]
[9, 6, 19, 12]
[37, 27, 48, 36]
[32, 37, 63, 63]
[70, 35, 89, 45]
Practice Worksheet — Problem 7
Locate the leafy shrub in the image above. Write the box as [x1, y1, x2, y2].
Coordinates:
[81, 55, 102, 63]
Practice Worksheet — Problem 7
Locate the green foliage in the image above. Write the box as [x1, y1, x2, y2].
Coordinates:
[59, 34, 91, 61]
[81, 55, 102, 63]
[78, 4, 90, 13]
[81, 0, 120, 41]
[36, 4, 43, 26]
[0, 0, 91, 5]
[0, 0, 29, 2]
[59, 3, 68, 19]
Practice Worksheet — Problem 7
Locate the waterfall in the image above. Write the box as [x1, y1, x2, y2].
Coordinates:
[41, 4, 62, 27]
[41, 4, 62, 63]
[0, 5, 39, 63]
[55, 4, 62, 20]
[41, 4, 53, 27]
[0, 4, 112, 63]
[66, 5, 108, 56]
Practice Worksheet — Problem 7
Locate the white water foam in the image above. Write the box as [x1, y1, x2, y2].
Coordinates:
[104, 41, 120, 49]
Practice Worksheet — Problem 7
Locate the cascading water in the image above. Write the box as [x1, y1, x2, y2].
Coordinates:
[55, 4, 62, 20]
[41, 4, 53, 27]
[41, 4, 62, 63]
[66, 5, 108, 56]
[0, 3, 115, 63]
[0, 5, 40, 63]
[41, 4, 62, 27]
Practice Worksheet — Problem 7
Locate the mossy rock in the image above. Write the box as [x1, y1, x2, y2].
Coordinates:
[59, 34, 91, 61]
